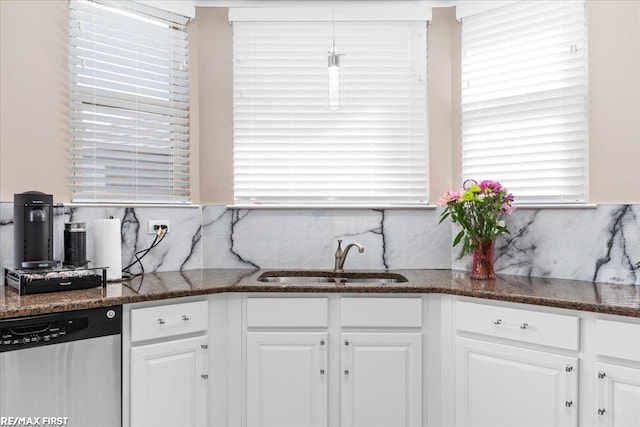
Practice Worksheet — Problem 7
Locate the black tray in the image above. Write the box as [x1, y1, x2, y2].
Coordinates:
[3, 266, 107, 295]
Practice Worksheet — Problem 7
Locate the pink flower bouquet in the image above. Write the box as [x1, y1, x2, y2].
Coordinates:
[438, 179, 515, 259]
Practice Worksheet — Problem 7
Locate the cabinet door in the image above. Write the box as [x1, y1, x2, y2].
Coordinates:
[595, 363, 640, 427]
[456, 337, 578, 427]
[130, 335, 208, 427]
[246, 332, 328, 427]
[341, 332, 422, 427]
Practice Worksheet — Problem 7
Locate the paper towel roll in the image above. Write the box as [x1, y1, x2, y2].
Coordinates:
[93, 218, 122, 281]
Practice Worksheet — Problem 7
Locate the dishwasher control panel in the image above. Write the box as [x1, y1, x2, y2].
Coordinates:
[0, 306, 121, 353]
[1, 318, 86, 349]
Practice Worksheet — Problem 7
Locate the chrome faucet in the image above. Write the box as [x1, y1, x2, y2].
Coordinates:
[334, 239, 364, 273]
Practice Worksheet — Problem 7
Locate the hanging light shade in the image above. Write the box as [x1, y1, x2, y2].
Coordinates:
[328, 46, 342, 110]
[328, 0, 343, 110]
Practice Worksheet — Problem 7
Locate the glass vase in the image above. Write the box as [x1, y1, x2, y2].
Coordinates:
[470, 239, 496, 280]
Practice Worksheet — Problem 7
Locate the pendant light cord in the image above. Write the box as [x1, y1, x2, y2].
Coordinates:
[332, 0, 336, 53]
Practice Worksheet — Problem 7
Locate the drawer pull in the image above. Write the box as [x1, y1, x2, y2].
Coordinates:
[598, 409, 606, 416]
[520, 322, 529, 329]
[598, 371, 606, 379]
[344, 369, 350, 376]
[182, 315, 190, 321]
[320, 369, 325, 375]
[565, 401, 573, 408]
[201, 374, 209, 380]
[157, 318, 166, 325]
[493, 319, 502, 325]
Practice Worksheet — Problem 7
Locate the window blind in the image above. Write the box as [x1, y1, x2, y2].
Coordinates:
[232, 21, 428, 205]
[69, 0, 190, 203]
[461, 0, 588, 204]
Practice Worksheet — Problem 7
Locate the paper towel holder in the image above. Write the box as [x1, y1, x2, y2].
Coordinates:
[92, 217, 123, 281]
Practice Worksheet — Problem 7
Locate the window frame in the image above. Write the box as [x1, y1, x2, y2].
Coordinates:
[459, 0, 589, 205]
[69, 0, 192, 204]
[230, 7, 431, 206]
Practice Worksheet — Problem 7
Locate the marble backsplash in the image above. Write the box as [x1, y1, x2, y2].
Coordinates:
[1, 202, 638, 285]
[201, 206, 450, 270]
[0, 204, 202, 275]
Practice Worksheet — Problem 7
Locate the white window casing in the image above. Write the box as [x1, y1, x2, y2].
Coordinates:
[70, 0, 191, 203]
[461, 0, 588, 204]
[231, 9, 429, 205]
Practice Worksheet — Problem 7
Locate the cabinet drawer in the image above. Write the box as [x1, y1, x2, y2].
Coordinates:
[456, 301, 579, 351]
[246, 297, 328, 328]
[341, 297, 422, 327]
[131, 300, 208, 342]
[596, 319, 640, 362]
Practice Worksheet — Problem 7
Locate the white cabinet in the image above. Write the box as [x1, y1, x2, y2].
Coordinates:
[128, 300, 209, 427]
[339, 298, 423, 427]
[119, 289, 640, 427]
[454, 301, 580, 427]
[594, 319, 640, 427]
[244, 297, 329, 427]
[131, 335, 209, 427]
[341, 332, 422, 427]
[246, 332, 328, 427]
[594, 363, 640, 427]
[456, 337, 578, 427]
[242, 295, 423, 427]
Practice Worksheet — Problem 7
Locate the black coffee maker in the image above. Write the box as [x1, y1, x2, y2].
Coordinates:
[14, 191, 56, 269]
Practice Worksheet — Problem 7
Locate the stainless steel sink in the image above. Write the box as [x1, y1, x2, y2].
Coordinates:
[257, 271, 408, 284]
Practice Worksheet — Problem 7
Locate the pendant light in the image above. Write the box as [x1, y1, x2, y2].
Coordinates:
[328, 0, 343, 109]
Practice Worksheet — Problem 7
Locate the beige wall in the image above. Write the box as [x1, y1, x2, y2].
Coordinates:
[195, 7, 234, 204]
[587, 0, 640, 203]
[0, 0, 70, 202]
[0, 0, 202, 203]
[428, 7, 457, 203]
[1, 1, 639, 204]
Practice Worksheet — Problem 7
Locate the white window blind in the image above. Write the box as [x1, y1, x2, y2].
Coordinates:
[70, 0, 190, 203]
[461, 0, 588, 204]
[233, 21, 428, 205]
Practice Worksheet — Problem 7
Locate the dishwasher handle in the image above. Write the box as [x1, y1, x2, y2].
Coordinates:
[9, 322, 52, 336]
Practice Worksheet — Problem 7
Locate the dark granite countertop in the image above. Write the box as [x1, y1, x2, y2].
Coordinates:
[1, 269, 639, 319]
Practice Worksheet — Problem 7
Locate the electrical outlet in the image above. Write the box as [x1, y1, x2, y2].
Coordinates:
[148, 220, 170, 234]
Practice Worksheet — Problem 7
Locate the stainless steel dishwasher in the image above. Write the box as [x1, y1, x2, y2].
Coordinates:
[0, 306, 121, 426]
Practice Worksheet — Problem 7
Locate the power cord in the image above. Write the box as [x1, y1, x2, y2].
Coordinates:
[122, 226, 167, 279]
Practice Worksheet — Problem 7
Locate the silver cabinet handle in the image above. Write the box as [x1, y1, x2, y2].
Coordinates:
[344, 369, 350, 376]
[320, 369, 325, 375]
[201, 374, 208, 380]
[493, 319, 502, 325]
[520, 322, 529, 329]
[564, 365, 575, 411]
[157, 318, 165, 325]
[597, 371, 607, 416]
[182, 315, 190, 321]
